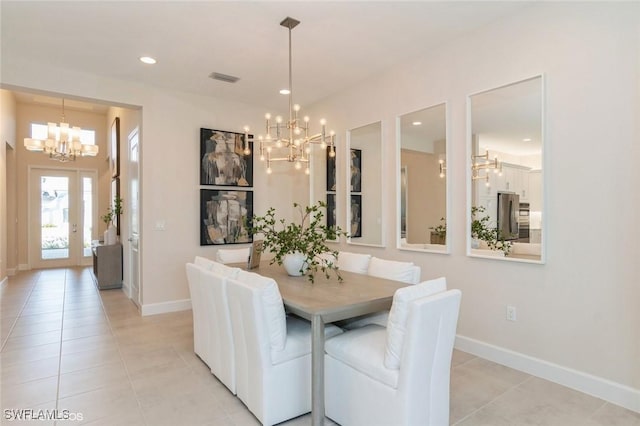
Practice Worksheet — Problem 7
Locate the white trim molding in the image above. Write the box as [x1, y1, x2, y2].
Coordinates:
[1, 276, 8, 289]
[455, 335, 640, 414]
[18, 264, 29, 271]
[141, 298, 192, 316]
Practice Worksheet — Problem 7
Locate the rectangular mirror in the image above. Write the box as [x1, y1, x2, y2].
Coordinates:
[468, 75, 544, 263]
[347, 121, 384, 247]
[397, 103, 449, 253]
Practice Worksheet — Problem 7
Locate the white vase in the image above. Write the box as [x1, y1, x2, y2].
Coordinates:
[282, 252, 308, 277]
[105, 223, 117, 245]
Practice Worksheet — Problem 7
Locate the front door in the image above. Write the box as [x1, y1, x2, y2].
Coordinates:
[29, 168, 98, 269]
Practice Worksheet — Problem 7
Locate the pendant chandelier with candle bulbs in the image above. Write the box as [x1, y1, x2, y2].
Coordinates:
[23, 98, 99, 162]
[244, 17, 335, 175]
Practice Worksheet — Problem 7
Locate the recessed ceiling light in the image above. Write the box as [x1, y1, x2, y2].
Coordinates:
[412, 121, 422, 126]
[139, 56, 157, 65]
[523, 138, 532, 142]
[279, 89, 291, 95]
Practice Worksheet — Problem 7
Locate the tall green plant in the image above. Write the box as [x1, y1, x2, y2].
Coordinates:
[250, 201, 346, 282]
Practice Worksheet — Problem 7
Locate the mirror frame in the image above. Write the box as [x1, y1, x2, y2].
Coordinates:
[396, 102, 450, 254]
[346, 121, 385, 248]
[466, 74, 546, 264]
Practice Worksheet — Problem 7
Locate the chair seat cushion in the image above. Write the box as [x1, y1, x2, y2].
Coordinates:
[271, 316, 343, 365]
[341, 311, 389, 330]
[325, 325, 399, 389]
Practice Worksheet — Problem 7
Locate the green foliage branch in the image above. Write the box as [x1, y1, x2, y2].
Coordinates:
[250, 201, 347, 283]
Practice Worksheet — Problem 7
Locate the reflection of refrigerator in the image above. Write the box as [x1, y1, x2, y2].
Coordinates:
[496, 192, 520, 241]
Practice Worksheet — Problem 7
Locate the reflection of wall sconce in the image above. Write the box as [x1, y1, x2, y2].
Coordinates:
[472, 151, 501, 187]
[439, 159, 446, 178]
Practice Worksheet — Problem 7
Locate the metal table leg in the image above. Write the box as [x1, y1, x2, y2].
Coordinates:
[311, 314, 325, 426]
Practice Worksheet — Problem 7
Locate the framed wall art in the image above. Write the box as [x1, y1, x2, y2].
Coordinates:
[350, 194, 362, 238]
[326, 147, 337, 191]
[111, 117, 120, 178]
[350, 148, 362, 192]
[200, 189, 253, 246]
[326, 193, 337, 229]
[200, 128, 253, 187]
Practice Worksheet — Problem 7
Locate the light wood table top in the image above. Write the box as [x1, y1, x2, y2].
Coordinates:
[245, 261, 408, 323]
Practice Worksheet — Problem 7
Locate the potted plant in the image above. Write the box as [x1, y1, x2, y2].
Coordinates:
[471, 206, 512, 255]
[250, 201, 346, 282]
[429, 217, 446, 245]
[101, 196, 123, 245]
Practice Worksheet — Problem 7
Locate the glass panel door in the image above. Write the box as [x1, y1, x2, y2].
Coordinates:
[29, 168, 98, 268]
[40, 175, 71, 260]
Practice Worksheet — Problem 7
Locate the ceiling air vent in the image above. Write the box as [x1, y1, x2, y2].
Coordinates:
[209, 72, 240, 83]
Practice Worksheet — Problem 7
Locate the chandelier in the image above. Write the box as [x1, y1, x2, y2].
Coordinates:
[244, 17, 335, 175]
[472, 150, 501, 186]
[23, 99, 99, 162]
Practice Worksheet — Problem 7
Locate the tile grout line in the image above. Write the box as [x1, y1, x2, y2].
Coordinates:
[451, 374, 534, 425]
[0, 273, 39, 352]
[53, 269, 69, 426]
[95, 275, 151, 426]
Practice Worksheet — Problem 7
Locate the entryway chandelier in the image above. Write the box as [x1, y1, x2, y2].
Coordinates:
[244, 17, 335, 175]
[24, 98, 99, 162]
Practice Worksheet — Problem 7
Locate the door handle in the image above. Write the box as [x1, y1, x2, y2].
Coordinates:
[128, 237, 133, 242]
[72, 224, 77, 233]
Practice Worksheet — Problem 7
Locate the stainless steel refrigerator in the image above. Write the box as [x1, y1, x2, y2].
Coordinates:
[496, 192, 520, 241]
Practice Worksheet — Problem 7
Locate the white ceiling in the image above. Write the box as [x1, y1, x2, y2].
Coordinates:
[1, 1, 530, 110]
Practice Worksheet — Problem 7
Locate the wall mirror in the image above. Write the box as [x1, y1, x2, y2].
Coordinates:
[347, 121, 384, 247]
[468, 75, 544, 263]
[397, 103, 448, 253]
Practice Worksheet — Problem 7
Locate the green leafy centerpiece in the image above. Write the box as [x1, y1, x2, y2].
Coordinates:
[250, 201, 346, 282]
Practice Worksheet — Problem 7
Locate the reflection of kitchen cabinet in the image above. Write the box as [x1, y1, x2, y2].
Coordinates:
[528, 170, 542, 211]
[502, 164, 530, 201]
[475, 163, 530, 201]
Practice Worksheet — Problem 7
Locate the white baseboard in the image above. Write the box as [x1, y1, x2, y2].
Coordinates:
[141, 298, 192, 316]
[18, 264, 29, 271]
[1, 276, 7, 289]
[122, 281, 131, 298]
[455, 335, 640, 414]
[7, 268, 17, 276]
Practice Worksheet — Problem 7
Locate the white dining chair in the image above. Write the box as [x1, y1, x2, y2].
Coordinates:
[325, 278, 460, 426]
[227, 270, 342, 426]
[336, 251, 371, 274]
[216, 247, 251, 264]
[186, 263, 207, 363]
[185, 262, 239, 394]
[342, 257, 423, 329]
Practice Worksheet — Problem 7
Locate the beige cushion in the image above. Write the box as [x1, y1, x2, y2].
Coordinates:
[337, 251, 371, 274]
[367, 257, 419, 284]
[384, 277, 447, 369]
[325, 325, 399, 388]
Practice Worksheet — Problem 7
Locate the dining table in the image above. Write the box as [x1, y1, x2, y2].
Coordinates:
[244, 261, 408, 426]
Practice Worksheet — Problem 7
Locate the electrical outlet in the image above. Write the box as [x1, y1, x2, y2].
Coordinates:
[506, 305, 517, 321]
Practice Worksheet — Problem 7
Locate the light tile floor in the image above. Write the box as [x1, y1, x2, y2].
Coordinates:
[1, 268, 639, 425]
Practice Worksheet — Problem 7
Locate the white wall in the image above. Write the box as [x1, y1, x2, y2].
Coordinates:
[306, 2, 640, 398]
[0, 90, 17, 280]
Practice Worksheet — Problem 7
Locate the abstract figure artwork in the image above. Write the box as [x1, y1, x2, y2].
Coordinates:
[200, 128, 253, 186]
[200, 189, 253, 245]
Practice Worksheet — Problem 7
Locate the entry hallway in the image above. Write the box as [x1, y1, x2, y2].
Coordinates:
[1, 268, 638, 425]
